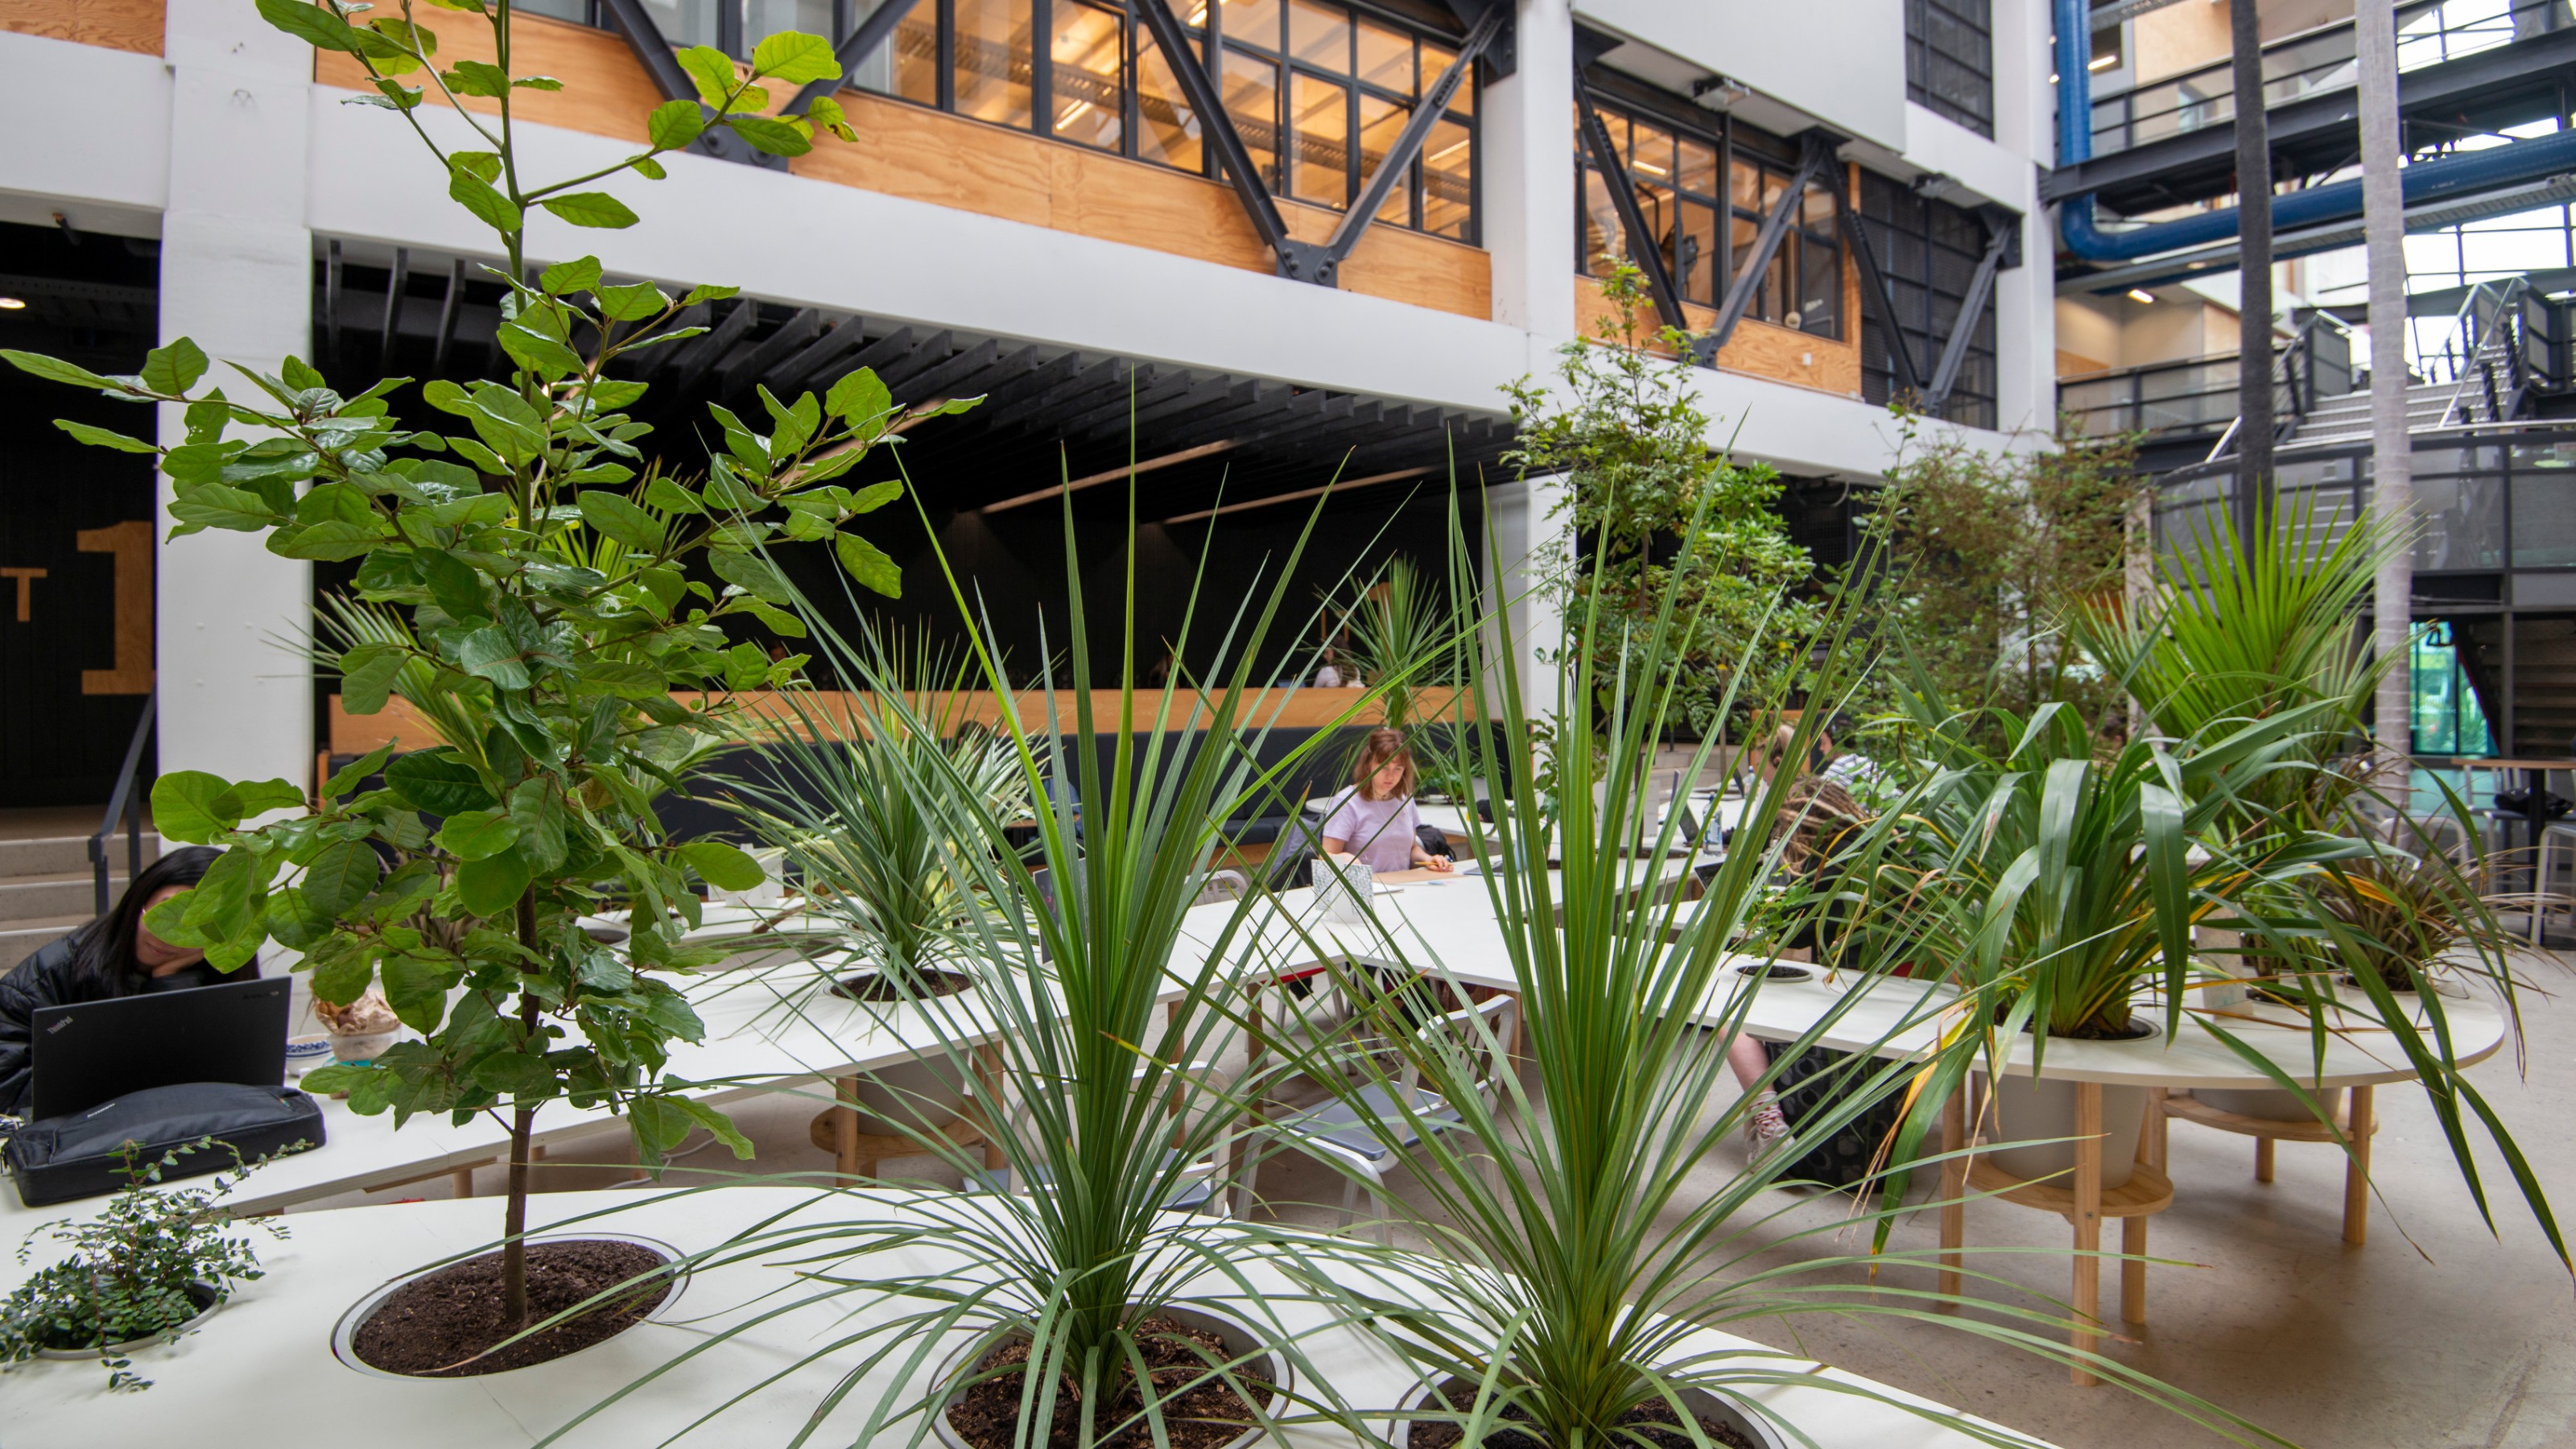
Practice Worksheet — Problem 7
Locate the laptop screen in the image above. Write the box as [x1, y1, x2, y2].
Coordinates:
[28, 975, 291, 1121]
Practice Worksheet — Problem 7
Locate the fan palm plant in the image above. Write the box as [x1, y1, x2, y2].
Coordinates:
[1228, 498, 2300, 1446]
[1337, 555, 1455, 735]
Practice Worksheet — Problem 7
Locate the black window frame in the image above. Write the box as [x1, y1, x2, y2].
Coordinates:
[1574, 85, 1843, 341]
[1856, 169, 1998, 429]
[1905, 0, 1995, 139]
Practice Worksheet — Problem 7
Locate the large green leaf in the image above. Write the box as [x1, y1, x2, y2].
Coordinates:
[723, 115, 812, 156]
[447, 164, 524, 234]
[496, 320, 583, 379]
[456, 848, 533, 916]
[435, 807, 522, 861]
[835, 532, 900, 598]
[302, 839, 385, 916]
[708, 548, 793, 605]
[577, 489, 667, 551]
[139, 338, 209, 395]
[385, 750, 498, 815]
[338, 643, 408, 716]
[676, 840, 764, 892]
[257, 0, 367, 52]
[749, 30, 839, 84]
[825, 366, 892, 429]
[56, 419, 157, 453]
[454, 626, 532, 690]
[3, 349, 124, 392]
[152, 771, 241, 843]
[539, 192, 640, 229]
[675, 46, 740, 108]
[646, 99, 706, 151]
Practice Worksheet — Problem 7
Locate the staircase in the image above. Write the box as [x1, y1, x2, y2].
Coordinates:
[2281, 378, 2462, 445]
[0, 831, 159, 972]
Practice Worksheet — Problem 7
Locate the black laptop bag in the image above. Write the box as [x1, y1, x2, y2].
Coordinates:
[5, 1082, 325, 1207]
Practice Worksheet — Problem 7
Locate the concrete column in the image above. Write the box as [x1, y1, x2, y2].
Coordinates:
[1482, 0, 1578, 362]
[158, 1, 316, 790]
[1992, 205, 2058, 436]
[1482, 472, 1567, 722]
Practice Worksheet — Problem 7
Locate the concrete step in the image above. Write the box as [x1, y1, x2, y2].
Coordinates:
[0, 832, 159, 880]
[0, 871, 125, 923]
[0, 916, 87, 972]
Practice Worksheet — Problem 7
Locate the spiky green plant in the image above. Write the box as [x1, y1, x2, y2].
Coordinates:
[1336, 555, 1455, 734]
[1231, 496, 2303, 1447]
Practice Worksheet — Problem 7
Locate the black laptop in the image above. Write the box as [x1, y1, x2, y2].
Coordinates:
[28, 975, 291, 1121]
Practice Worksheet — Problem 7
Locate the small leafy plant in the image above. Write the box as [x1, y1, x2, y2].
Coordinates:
[1, 1140, 286, 1391]
[1, 0, 972, 1335]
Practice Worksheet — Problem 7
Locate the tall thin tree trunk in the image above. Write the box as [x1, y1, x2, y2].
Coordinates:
[2359, 0, 2415, 783]
[2232, 0, 2277, 548]
[502, 890, 543, 1331]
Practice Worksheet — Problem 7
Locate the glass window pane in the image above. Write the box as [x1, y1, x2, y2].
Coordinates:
[1729, 213, 1760, 299]
[1356, 20, 1412, 93]
[1633, 180, 1677, 287]
[1628, 122, 1674, 186]
[1423, 115, 1472, 240]
[1800, 179, 1837, 230]
[1678, 200, 1719, 307]
[1220, 0, 1280, 52]
[1678, 138, 1718, 199]
[958, 0, 1035, 128]
[1137, 25, 1203, 171]
[1797, 231, 1839, 336]
[1583, 167, 1625, 276]
[1289, 0, 1350, 70]
[744, 0, 835, 54]
[1290, 73, 1350, 207]
[518, 0, 592, 22]
[1222, 50, 1283, 192]
[891, 0, 939, 104]
[638, 0, 721, 48]
[1729, 156, 1765, 213]
[1425, 43, 1466, 113]
[1357, 93, 1410, 223]
[1051, 4, 1125, 149]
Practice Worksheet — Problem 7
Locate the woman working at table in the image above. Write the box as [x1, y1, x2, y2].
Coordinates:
[1319, 729, 1454, 875]
[0, 846, 243, 1117]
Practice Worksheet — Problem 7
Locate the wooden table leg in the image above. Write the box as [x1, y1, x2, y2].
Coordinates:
[2123, 1088, 2158, 1328]
[2255, 1136, 2275, 1183]
[975, 1046, 1006, 1172]
[2343, 1084, 2374, 1247]
[833, 1074, 861, 1182]
[451, 1166, 475, 1199]
[1938, 1080, 1967, 1306]
[2070, 1080, 2103, 1388]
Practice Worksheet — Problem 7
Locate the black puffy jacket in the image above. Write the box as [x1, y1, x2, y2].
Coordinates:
[0, 931, 234, 1117]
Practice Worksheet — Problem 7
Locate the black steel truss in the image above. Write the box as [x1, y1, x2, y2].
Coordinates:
[1922, 208, 2017, 411]
[1574, 79, 1700, 361]
[1705, 128, 1843, 357]
[597, 0, 782, 169]
[1840, 202, 1925, 399]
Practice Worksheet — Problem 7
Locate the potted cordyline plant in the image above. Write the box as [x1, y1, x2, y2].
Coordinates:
[1236, 497, 2300, 1447]
[556, 487, 1392, 1449]
[3, 0, 974, 1376]
[2074, 506, 2561, 1261]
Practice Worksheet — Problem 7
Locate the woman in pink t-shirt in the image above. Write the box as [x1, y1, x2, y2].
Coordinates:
[1319, 729, 1454, 876]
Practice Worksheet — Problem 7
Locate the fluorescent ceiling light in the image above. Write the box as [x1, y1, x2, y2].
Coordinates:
[2089, 55, 2119, 71]
[2128, 287, 2157, 303]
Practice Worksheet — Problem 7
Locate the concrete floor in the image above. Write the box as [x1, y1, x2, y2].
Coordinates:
[289, 949, 2576, 1449]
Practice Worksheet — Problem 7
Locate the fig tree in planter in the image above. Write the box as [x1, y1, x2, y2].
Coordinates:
[2, 0, 972, 1357]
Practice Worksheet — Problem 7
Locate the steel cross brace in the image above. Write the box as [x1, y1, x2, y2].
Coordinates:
[1840, 200, 1926, 400]
[1922, 207, 2021, 411]
[1574, 78, 1703, 361]
[1131, 0, 1323, 281]
[1705, 127, 1843, 357]
[1309, 4, 1506, 284]
[598, 0, 784, 168]
[786, 0, 926, 118]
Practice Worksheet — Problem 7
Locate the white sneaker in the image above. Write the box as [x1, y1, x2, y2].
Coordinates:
[1745, 1092, 1798, 1167]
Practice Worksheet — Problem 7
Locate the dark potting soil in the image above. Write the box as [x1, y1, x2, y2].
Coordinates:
[2021, 1016, 2156, 1042]
[834, 969, 975, 1001]
[943, 1317, 1274, 1449]
[1406, 1385, 1758, 1449]
[349, 1239, 671, 1377]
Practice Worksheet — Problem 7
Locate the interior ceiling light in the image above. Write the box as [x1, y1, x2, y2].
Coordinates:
[2128, 287, 2157, 303]
[2088, 54, 2119, 70]
[0, 297, 24, 310]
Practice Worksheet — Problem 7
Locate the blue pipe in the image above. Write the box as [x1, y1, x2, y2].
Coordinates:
[2054, 0, 2576, 261]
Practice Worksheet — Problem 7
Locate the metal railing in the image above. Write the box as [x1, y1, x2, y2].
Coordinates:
[88, 690, 155, 916]
[2083, 0, 2568, 159]
[2058, 309, 2355, 447]
[2421, 276, 2564, 424]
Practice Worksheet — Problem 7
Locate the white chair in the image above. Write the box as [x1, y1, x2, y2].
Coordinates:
[1249, 991, 1519, 1240]
[2530, 820, 2576, 945]
[1191, 869, 1250, 908]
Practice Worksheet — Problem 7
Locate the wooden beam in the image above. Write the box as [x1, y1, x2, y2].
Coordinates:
[1160, 465, 1435, 525]
[983, 440, 1240, 513]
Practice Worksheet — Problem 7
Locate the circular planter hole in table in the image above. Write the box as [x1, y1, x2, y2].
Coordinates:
[33, 1280, 222, 1360]
[1394, 1377, 1784, 1449]
[332, 1232, 684, 1378]
[933, 1306, 1288, 1449]
[1732, 964, 1813, 984]
[833, 968, 976, 1002]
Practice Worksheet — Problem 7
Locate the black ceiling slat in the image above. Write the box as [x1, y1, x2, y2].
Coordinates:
[717, 307, 824, 397]
[628, 300, 708, 378]
[937, 343, 1046, 409]
[919, 358, 1134, 470]
[1068, 374, 1249, 444]
[874, 329, 957, 393]
[669, 298, 757, 394]
[1055, 369, 1199, 440]
[770, 316, 877, 394]
[978, 359, 1154, 447]
[822, 326, 923, 397]
[1154, 387, 1322, 451]
[904, 337, 1012, 402]
[964, 349, 1084, 419]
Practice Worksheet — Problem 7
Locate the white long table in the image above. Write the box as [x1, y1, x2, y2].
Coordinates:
[0, 1185, 2062, 1449]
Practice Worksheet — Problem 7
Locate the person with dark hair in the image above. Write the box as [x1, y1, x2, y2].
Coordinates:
[1319, 728, 1452, 875]
[0, 846, 252, 1116]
